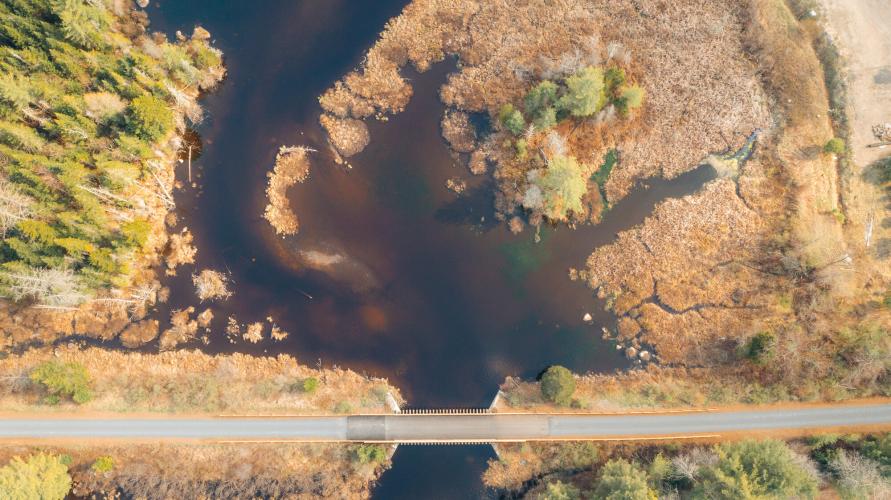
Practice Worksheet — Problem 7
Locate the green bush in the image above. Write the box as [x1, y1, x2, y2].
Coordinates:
[127, 94, 174, 141]
[619, 84, 645, 113]
[515, 138, 528, 159]
[532, 155, 590, 221]
[541, 365, 576, 406]
[558, 66, 606, 117]
[860, 434, 891, 474]
[352, 444, 386, 464]
[542, 480, 581, 500]
[0, 452, 71, 500]
[604, 67, 627, 92]
[334, 401, 353, 413]
[532, 106, 557, 131]
[499, 103, 525, 135]
[743, 331, 776, 365]
[694, 439, 818, 499]
[593, 459, 656, 500]
[524, 81, 558, 130]
[29, 361, 92, 405]
[525, 80, 558, 116]
[824, 137, 845, 155]
[301, 377, 319, 393]
[90, 456, 114, 473]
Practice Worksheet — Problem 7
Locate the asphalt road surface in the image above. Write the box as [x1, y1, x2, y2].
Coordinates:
[2, 403, 890, 442]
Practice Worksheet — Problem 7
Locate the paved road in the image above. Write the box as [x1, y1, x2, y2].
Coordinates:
[2, 404, 890, 442]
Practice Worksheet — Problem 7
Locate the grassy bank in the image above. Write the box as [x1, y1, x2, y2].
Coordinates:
[0, 346, 403, 414]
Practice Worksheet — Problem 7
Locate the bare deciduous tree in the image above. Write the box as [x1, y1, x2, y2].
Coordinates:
[831, 450, 891, 499]
[1, 267, 87, 308]
[0, 178, 33, 235]
[670, 447, 718, 483]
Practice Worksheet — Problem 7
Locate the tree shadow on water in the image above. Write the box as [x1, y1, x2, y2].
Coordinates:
[434, 178, 500, 231]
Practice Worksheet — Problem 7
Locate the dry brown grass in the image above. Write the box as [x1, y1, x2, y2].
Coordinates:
[0, 346, 403, 414]
[581, 178, 785, 365]
[319, 0, 770, 225]
[192, 269, 232, 302]
[163, 227, 197, 276]
[264, 146, 311, 236]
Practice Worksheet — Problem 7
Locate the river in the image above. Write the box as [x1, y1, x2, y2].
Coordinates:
[146, 0, 715, 497]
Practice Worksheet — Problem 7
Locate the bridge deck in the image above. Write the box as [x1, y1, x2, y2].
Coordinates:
[1, 403, 889, 443]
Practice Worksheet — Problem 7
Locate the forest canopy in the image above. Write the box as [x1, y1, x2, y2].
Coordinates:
[0, 0, 223, 307]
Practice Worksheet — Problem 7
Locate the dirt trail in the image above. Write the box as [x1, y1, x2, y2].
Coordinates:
[821, 0, 891, 269]
[822, 0, 891, 165]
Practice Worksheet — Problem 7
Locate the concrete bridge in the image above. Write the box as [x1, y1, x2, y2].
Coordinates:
[1, 402, 890, 443]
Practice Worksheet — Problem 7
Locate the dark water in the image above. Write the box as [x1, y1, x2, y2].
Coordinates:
[146, 1, 715, 497]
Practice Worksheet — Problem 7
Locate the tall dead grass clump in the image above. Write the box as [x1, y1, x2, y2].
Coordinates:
[191, 269, 232, 301]
[263, 146, 310, 236]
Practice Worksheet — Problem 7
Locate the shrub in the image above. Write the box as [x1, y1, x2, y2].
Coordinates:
[860, 433, 891, 473]
[0, 452, 71, 499]
[541, 365, 576, 405]
[128, 94, 174, 141]
[830, 450, 890, 499]
[620, 85, 645, 113]
[824, 137, 846, 154]
[558, 66, 606, 117]
[525, 80, 558, 116]
[499, 103, 525, 135]
[515, 138, 528, 159]
[91, 456, 114, 473]
[334, 400, 353, 413]
[604, 67, 627, 92]
[648, 453, 672, 490]
[302, 377, 319, 393]
[29, 361, 92, 405]
[743, 331, 775, 365]
[542, 480, 581, 500]
[525, 81, 558, 130]
[532, 155, 590, 221]
[593, 459, 657, 500]
[694, 440, 818, 499]
[352, 444, 387, 465]
[533, 106, 557, 131]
